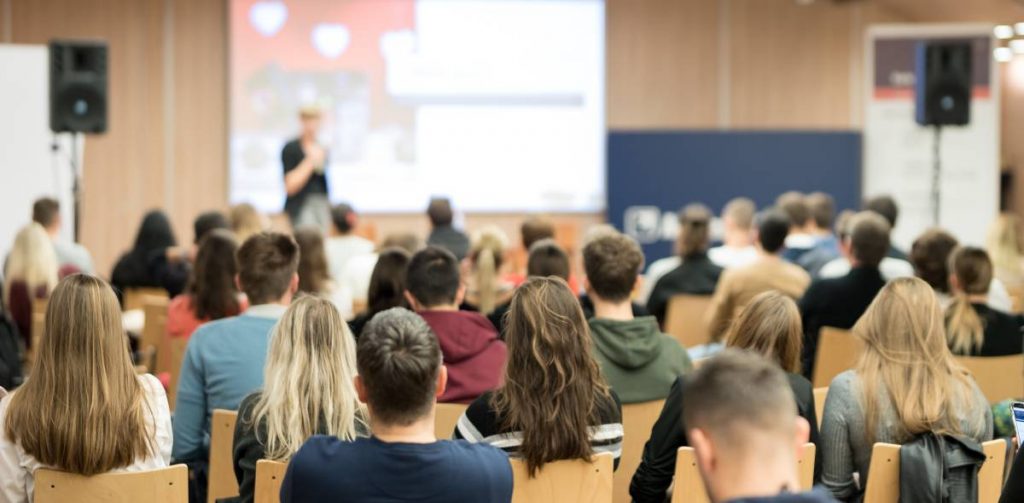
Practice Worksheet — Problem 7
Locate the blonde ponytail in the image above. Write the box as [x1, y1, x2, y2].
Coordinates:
[476, 248, 497, 315]
[944, 246, 994, 356]
[945, 294, 984, 355]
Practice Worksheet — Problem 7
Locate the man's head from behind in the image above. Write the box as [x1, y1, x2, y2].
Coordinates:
[236, 232, 300, 305]
[32, 198, 61, 235]
[405, 246, 462, 310]
[426, 197, 454, 228]
[331, 203, 358, 235]
[356, 308, 445, 427]
[194, 211, 230, 245]
[847, 211, 890, 269]
[583, 232, 644, 303]
[864, 194, 899, 229]
[682, 349, 810, 502]
[527, 238, 570, 281]
[756, 210, 791, 254]
[805, 192, 835, 233]
[776, 192, 810, 231]
[520, 218, 555, 250]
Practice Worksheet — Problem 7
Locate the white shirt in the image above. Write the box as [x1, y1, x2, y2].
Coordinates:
[638, 256, 681, 304]
[707, 245, 759, 270]
[818, 257, 916, 282]
[336, 253, 380, 320]
[0, 373, 172, 503]
[325, 235, 375, 285]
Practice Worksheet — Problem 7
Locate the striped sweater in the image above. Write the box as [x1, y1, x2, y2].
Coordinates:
[453, 390, 624, 469]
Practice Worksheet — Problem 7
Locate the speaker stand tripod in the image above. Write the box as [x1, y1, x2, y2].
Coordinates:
[930, 125, 942, 226]
[70, 132, 82, 242]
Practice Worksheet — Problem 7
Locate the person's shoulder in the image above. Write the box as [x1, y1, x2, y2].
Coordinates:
[828, 370, 859, 396]
[460, 392, 500, 438]
[291, 434, 358, 465]
[785, 372, 813, 397]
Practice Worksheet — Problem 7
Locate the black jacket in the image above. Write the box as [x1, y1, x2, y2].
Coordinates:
[646, 254, 723, 326]
[949, 304, 1024, 357]
[629, 373, 821, 503]
[799, 267, 886, 379]
[281, 139, 329, 222]
[1000, 441, 1024, 503]
[426, 226, 470, 261]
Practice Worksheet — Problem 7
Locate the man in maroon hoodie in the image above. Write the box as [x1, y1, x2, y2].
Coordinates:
[404, 246, 507, 404]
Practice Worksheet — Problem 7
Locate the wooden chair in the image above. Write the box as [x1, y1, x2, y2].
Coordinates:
[663, 295, 713, 349]
[614, 399, 665, 503]
[34, 464, 188, 503]
[510, 452, 613, 503]
[157, 336, 189, 411]
[863, 439, 1006, 503]
[123, 287, 169, 312]
[811, 327, 862, 388]
[813, 387, 828, 429]
[956, 355, 1024, 404]
[670, 443, 816, 503]
[435, 403, 468, 440]
[140, 295, 170, 372]
[255, 460, 288, 503]
[208, 409, 240, 503]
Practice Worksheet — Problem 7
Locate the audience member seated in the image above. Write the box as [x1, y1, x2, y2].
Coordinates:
[682, 350, 835, 503]
[584, 233, 692, 403]
[911, 228, 1013, 312]
[462, 225, 515, 320]
[405, 246, 506, 403]
[707, 210, 810, 341]
[863, 194, 908, 260]
[777, 192, 816, 263]
[986, 213, 1024, 293]
[646, 204, 723, 326]
[231, 296, 367, 503]
[708, 197, 759, 270]
[631, 291, 820, 502]
[579, 226, 650, 319]
[455, 277, 624, 470]
[229, 203, 268, 244]
[506, 217, 556, 286]
[339, 233, 422, 320]
[2, 223, 58, 349]
[325, 203, 374, 285]
[945, 246, 1024, 357]
[526, 238, 570, 281]
[820, 278, 992, 501]
[817, 210, 914, 281]
[172, 233, 299, 477]
[281, 308, 513, 502]
[149, 211, 230, 298]
[795, 192, 841, 275]
[32, 197, 93, 274]
[167, 230, 247, 340]
[347, 248, 411, 338]
[0, 275, 171, 501]
[799, 212, 890, 379]
[425, 197, 470, 261]
[111, 210, 178, 296]
[294, 226, 346, 309]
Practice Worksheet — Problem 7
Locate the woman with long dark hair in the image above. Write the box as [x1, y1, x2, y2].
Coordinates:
[346, 247, 410, 338]
[111, 210, 177, 294]
[454, 277, 623, 475]
[166, 230, 246, 339]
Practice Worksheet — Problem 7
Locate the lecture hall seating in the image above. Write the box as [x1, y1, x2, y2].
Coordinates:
[813, 387, 828, 429]
[862, 439, 1006, 503]
[434, 402, 468, 440]
[34, 465, 188, 503]
[955, 355, 1024, 405]
[208, 409, 240, 503]
[509, 452, 613, 503]
[670, 443, 816, 503]
[255, 460, 287, 503]
[663, 295, 714, 349]
[615, 399, 666, 503]
[811, 327, 862, 388]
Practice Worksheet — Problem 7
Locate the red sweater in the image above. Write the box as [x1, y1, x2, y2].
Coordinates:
[417, 310, 507, 404]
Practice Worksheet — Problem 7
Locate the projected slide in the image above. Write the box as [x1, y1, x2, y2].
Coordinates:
[229, 0, 605, 213]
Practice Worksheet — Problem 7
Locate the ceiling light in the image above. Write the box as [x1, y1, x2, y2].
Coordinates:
[1016, 22, 1024, 35]
[995, 25, 1015, 39]
[1011, 40, 1024, 53]
[995, 46, 1014, 62]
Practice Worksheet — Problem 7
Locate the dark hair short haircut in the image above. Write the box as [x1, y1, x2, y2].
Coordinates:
[194, 211, 230, 244]
[521, 218, 555, 250]
[426, 197, 454, 227]
[236, 232, 300, 304]
[381, 233, 423, 254]
[910, 228, 958, 293]
[864, 195, 899, 228]
[358, 308, 441, 426]
[583, 233, 644, 303]
[527, 239, 570, 281]
[776, 192, 810, 227]
[758, 210, 791, 253]
[806, 192, 835, 229]
[331, 203, 357, 234]
[32, 198, 60, 228]
[681, 349, 796, 449]
[849, 212, 890, 268]
[406, 246, 461, 308]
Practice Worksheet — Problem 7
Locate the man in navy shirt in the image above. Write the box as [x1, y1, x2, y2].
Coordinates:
[281, 307, 513, 502]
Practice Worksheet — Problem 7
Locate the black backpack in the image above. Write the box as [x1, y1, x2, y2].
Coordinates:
[0, 313, 24, 390]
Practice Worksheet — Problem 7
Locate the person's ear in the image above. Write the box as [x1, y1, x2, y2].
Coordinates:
[455, 284, 466, 306]
[354, 375, 368, 404]
[290, 273, 300, 294]
[235, 274, 244, 294]
[689, 428, 718, 500]
[404, 290, 420, 311]
[583, 277, 592, 295]
[794, 416, 811, 457]
[632, 275, 643, 296]
[435, 365, 448, 398]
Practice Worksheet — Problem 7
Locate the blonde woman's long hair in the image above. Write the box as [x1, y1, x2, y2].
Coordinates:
[853, 277, 983, 444]
[247, 295, 364, 461]
[469, 225, 509, 315]
[724, 291, 802, 374]
[4, 274, 155, 475]
[986, 213, 1024, 278]
[945, 247, 993, 355]
[230, 203, 267, 243]
[3, 223, 58, 310]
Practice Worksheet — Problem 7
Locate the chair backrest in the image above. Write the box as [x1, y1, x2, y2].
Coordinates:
[812, 327, 862, 388]
[254, 460, 288, 503]
[510, 452, 613, 503]
[956, 355, 1024, 404]
[123, 287, 169, 312]
[434, 402, 468, 440]
[862, 439, 1005, 503]
[208, 409, 240, 503]
[664, 295, 713, 349]
[670, 443, 816, 503]
[34, 464, 188, 503]
[159, 336, 189, 412]
[813, 387, 828, 430]
[140, 296, 170, 371]
[614, 399, 665, 503]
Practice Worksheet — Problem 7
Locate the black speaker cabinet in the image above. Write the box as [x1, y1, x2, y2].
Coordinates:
[49, 39, 108, 134]
[914, 42, 972, 127]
